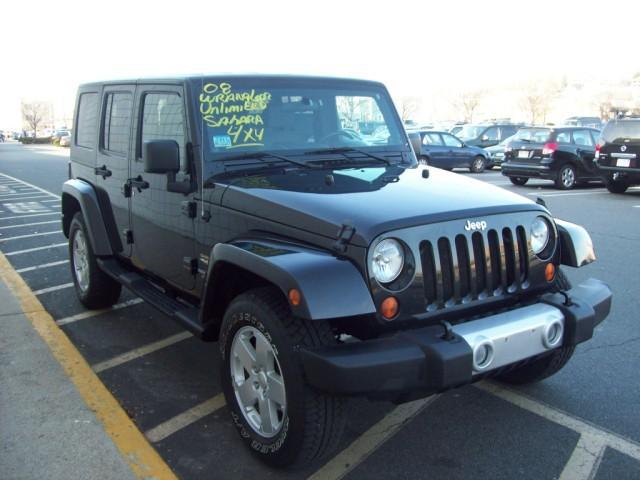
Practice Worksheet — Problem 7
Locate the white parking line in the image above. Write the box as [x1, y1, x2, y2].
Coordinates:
[477, 382, 640, 461]
[0, 173, 60, 199]
[309, 395, 439, 480]
[33, 282, 74, 295]
[0, 220, 59, 230]
[4, 242, 67, 256]
[16, 260, 69, 273]
[633, 205, 640, 209]
[56, 298, 144, 326]
[0, 195, 53, 202]
[145, 394, 227, 443]
[0, 192, 42, 199]
[558, 433, 607, 480]
[91, 331, 193, 373]
[0, 212, 59, 221]
[0, 230, 62, 242]
[40, 199, 60, 203]
[527, 191, 609, 198]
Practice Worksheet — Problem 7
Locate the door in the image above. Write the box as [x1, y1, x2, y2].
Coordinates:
[571, 129, 597, 176]
[129, 85, 197, 291]
[480, 126, 500, 147]
[95, 86, 135, 256]
[441, 133, 467, 167]
[422, 132, 447, 166]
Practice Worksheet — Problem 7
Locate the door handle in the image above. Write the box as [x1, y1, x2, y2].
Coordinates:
[95, 165, 112, 179]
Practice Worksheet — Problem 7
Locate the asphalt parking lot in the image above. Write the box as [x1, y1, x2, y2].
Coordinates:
[1, 142, 639, 480]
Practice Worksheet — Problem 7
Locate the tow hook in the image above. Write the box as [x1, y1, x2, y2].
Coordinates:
[439, 320, 455, 341]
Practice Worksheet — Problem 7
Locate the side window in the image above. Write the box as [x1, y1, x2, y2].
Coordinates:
[501, 126, 517, 139]
[556, 132, 571, 144]
[425, 132, 443, 145]
[102, 93, 132, 154]
[483, 127, 499, 141]
[572, 129, 594, 147]
[590, 130, 601, 145]
[141, 93, 187, 171]
[76, 93, 99, 148]
[442, 134, 463, 148]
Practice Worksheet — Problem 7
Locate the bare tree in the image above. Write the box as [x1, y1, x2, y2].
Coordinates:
[398, 96, 421, 122]
[520, 82, 560, 125]
[21, 101, 49, 136]
[454, 90, 484, 123]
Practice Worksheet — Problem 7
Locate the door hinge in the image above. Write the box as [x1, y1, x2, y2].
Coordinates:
[333, 223, 355, 254]
[183, 257, 198, 276]
[181, 200, 197, 219]
[122, 182, 132, 198]
[123, 229, 134, 244]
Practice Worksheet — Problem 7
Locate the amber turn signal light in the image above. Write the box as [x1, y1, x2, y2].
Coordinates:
[545, 263, 556, 283]
[380, 296, 399, 320]
[288, 289, 301, 306]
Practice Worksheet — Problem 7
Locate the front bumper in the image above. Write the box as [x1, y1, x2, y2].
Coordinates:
[301, 279, 611, 400]
[502, 162, 554, 179]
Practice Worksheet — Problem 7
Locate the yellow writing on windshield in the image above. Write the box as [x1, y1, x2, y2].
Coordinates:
[200, 82, 272, 148]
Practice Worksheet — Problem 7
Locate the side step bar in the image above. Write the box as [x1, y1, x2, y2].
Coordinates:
[97, 258, 204, 337]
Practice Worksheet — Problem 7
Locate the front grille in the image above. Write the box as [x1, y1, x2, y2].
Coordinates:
[419, 226, 529, 311]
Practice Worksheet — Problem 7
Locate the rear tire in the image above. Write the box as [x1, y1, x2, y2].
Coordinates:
[470, 155, 486, 173]
[555, 164, 576, 189]
[68, 212, 121, 309]
[495, 269, 575, 385]
[219, 287, 346, 468]
[509, 176, 529, 186]
[605, 177, 629, 194]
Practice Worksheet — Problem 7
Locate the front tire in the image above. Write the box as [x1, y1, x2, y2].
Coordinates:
[495, 269, 575, 385]
[219, 287, 346, 468]
[68, 212, 121, 309]
[470, 155, 486, 173]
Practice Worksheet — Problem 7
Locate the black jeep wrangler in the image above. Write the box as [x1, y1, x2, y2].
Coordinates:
[62, 75, 612, 468]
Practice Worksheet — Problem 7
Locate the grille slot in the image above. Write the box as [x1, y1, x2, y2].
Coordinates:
[420, 225, 529, 311]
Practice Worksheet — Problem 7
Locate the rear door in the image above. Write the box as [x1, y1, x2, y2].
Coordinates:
[129, 84, 197, 292]
[95, 85, 135, 256]
[571, 129, 597, 175]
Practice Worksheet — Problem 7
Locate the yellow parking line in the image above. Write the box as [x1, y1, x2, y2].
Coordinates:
[0, 252, 177, 480]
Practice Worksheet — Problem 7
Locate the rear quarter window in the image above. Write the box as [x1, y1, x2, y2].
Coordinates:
[76, 93, 99, 148]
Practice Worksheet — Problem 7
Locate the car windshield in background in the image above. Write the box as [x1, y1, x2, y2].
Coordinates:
[601, 120, 640, 145]
[456, 124, 485, 141]
[196, 79, 406, 162]
[512, 128, 551, 143]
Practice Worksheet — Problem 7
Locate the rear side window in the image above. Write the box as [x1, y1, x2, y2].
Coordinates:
[556, 132, 571, 144]
[102, 93, 132, 154]
[422, 132, 443, 145]
[572, 130, 594, 147]
[602, 120, 640, 145]
[141, 93, 186, 170]
[76, 93, 99, 148]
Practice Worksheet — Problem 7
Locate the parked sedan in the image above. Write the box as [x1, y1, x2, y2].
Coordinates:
[501, 127, 601, 189]
[409, 130, 491, 172]
[59, 132, 72, 147]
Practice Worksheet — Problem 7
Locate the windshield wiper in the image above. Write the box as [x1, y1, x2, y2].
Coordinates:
[219, 151, 319, 169]
[303, 147, 392, 166]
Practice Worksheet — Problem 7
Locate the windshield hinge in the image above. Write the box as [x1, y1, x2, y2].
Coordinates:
[333, 223, 356, 254]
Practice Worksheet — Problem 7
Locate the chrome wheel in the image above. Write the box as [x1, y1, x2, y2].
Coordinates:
[72, 229, 89, 293]
[472, 156, 485, 172]
[230, 326, 286, 438]
[560, 166, 575, 188]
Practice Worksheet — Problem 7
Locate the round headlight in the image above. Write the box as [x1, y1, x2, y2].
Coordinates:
[371, 239, 404, 284]
[530, 217, 550, 255]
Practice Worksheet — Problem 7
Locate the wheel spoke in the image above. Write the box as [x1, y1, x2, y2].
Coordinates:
[255, 333, 272, 370]
[236, 378, 258, 408]
[235, 336, 257, 371]
[258, 397, 279, 435]
[266, 372, 286, 406]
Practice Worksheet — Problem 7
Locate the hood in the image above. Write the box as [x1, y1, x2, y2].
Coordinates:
[217, 165, 545, 247]
[485, 144, 504, 154]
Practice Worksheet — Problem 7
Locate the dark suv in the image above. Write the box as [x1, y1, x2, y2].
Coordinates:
[595, 118, 640, 193]
[62, 75, 611, 468]
[456, 123, 521, 148]
[501, 127, 601, 189]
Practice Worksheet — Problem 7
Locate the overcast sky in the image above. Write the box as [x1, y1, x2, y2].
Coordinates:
[1, 0, 638, 127]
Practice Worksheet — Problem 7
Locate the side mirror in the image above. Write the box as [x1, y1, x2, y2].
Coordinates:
[143, 140, 180, 174]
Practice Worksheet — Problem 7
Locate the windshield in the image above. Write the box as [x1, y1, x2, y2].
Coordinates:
[456, 124, 486, 140]
[512, 128, 551, 143]
[196, 78, 406, 165]
[602, 120, 640, 144]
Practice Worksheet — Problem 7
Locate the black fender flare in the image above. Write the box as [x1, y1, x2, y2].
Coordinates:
[61, 179, 114, 256]
[201, 239, 376, 323]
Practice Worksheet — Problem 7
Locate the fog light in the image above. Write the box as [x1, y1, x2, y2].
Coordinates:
[380, 296, 399, 320]
[472, 338, 494, 372]
[543, 320, 564, 348]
